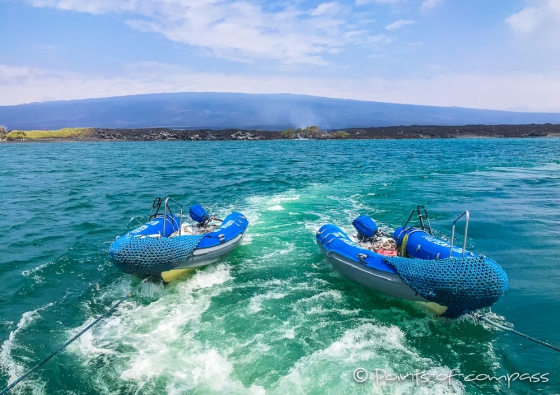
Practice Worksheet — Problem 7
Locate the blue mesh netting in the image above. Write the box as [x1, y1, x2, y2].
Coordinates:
[383, 255, 508, 318]
[109, 235, 204, 275]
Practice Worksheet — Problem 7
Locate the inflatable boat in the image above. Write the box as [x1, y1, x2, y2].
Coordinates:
[109, 197, 248, 280]
[316, 207, 508, 318]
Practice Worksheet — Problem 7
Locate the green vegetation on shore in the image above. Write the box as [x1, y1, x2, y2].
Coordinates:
[5, 128, 92, 141]
[333, 131, 349, 139]
[281, 126, 350, 139]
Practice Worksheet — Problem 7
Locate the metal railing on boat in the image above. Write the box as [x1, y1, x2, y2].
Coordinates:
[149, 196, 183, 237]
[402, 205, 433, 235]
[450, 210, 469, 258]
[162, 197, 183, 237]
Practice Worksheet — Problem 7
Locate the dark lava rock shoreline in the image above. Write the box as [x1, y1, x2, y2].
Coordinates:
[3, 124, 560, 142]
[92, 128, 271, 141]
[344, 124, 559, 139]
[89, 124, 560, 141]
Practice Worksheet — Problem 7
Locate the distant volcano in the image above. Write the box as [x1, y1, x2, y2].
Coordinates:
[1, 92, 560, 130]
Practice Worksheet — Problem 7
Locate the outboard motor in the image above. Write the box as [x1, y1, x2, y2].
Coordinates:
[189, 205, 210, 226]
[352, 214, 378, 241]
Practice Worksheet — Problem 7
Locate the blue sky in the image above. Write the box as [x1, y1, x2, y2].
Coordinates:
[1, 0, 560, 111]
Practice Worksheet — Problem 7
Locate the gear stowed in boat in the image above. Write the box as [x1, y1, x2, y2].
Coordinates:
[316, 207, 508, 318]
[109, 197, 248, 279]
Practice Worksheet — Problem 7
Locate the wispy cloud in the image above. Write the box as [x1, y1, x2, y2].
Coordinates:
[420, 0, 443, 13]
[367, 34, 393, 44]
[30, 0, 132, 14]
[386, 19, 416, 30]
[311, 2, 341, 16]
[28, 0, 364, 65]
[506, 0, 560, 45]
[3, 63, 560, 112]
[355, 0, 403, 5]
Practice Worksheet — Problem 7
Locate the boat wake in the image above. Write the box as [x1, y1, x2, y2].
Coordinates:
[0, 303, 53, 395]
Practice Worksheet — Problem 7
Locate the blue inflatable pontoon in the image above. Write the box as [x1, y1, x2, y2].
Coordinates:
[109, 197, 248, 280]
[316, 207, 508, 318]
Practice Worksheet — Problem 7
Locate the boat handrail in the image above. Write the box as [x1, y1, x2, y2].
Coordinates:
[162, 197, 183, 237]
[148, 197, 163, 221]
[402, 206, 433, 235]
[450, 210, 469, 258]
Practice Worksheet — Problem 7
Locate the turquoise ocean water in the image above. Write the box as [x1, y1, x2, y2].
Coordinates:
[0, 139, 559, 394]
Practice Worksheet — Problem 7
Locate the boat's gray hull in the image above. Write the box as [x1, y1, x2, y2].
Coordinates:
[318, 242, 428, 302]
[174, 233, 244, 269]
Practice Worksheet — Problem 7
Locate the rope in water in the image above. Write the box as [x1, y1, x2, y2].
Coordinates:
[472, 312, 560, 353]
[0, 294, 130, 394]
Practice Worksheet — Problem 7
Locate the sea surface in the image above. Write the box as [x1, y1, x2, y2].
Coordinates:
[0, 139, 559, 394]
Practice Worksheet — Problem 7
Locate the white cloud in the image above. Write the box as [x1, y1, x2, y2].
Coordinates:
[420, 0, 443, 12]
[311, 2, 340, 16]
[367, 34, 393, 44]
[2, 63, 560, 112]
[506, 0, 560, 44]
[28, 0, 364, 65]
[386, 19, 416, 30]
[30, 0, 132, 14]
[355, 0, 402, 5]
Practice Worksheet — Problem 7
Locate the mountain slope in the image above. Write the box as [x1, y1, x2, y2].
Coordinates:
[1, 92, 560, 130]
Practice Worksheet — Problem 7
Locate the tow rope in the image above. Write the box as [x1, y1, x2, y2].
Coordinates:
[0, 294, 130, 394]
[472, 312, 560, 353]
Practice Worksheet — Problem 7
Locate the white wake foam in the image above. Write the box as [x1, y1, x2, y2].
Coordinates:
[272, 323, 464, 394]
[71, 264, 264, 394]
[0, 303, 53, 395]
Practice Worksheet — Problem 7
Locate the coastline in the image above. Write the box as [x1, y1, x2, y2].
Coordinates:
[2, 124, 560, 142]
